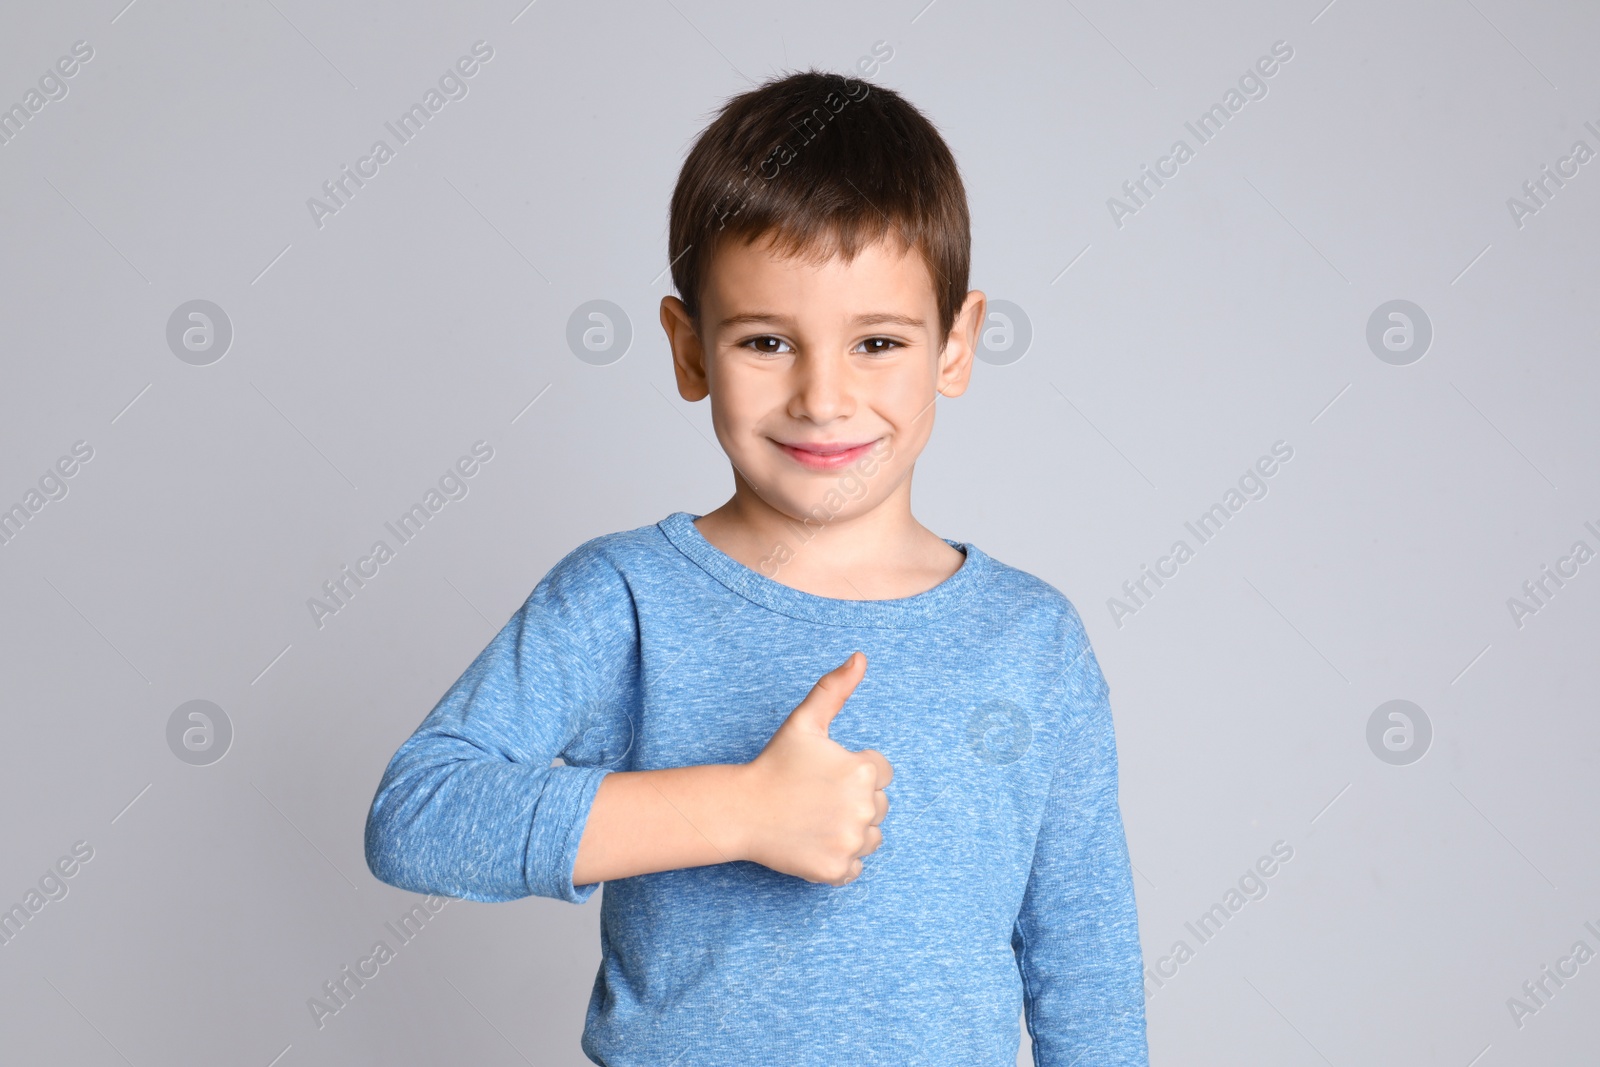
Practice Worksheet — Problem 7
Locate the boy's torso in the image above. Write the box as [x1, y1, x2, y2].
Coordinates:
[566, 515, 1093, 1064]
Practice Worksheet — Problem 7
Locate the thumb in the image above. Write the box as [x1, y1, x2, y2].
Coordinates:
[784, 652, 867, 737]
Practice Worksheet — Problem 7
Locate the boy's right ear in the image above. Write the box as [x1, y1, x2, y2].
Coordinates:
[660, 296, 709, 402]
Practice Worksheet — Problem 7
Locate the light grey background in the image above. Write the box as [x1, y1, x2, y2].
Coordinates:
[2, 0, 1596, 1064]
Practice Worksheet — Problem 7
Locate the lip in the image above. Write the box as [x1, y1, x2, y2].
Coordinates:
[774, 438, 880, 472]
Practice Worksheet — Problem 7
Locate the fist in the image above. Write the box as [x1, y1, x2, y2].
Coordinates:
[739, 652, 893, 886]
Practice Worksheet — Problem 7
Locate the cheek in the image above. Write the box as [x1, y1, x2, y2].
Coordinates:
[707, 362, 780, 437]
[876, 363, 939, 428]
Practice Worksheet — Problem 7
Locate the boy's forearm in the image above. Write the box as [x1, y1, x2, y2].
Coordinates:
[572, 763, 753, 886]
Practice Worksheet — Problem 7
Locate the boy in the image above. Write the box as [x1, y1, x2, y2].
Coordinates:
[365, 70, 1147, 1065]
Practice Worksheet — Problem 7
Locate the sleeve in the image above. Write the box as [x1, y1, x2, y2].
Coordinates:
[363, 540, 640, 905]
[1012, 617, 1148, 1066]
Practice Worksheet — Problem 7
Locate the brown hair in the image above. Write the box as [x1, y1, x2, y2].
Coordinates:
[668, 70, 970, 342]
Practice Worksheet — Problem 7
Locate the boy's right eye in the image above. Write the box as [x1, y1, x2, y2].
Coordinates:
[742, 335, 792, 356]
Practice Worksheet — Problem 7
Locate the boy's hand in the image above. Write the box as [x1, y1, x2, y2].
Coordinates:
[737, 652, 892, 887]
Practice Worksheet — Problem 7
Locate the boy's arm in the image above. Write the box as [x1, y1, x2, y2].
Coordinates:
[364, 543, 889, 899]
[363, 546, 638, 903]
[1012, 644, 1148, 1065]
[570, 763, 753, 884]
[575, 650, 893, 886]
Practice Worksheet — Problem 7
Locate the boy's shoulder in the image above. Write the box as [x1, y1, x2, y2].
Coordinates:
[970, 545, 1092, 633]
[971, 546, 1110, 699]
[536, 519, 1098, 647]
[543, 517, 1093, 624]
[514, 519, 679, 649]
[534, 516, 678, 592]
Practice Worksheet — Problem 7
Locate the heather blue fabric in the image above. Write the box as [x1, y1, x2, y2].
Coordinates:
[365, 512, 1148, 1065]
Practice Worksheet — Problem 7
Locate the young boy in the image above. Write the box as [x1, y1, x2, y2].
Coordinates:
[365, 70, 1147, 1065]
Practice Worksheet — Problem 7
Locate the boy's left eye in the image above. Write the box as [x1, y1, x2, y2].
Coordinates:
[857, 337, 901, 356]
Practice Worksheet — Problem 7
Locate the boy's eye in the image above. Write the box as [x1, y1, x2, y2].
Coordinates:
[743, 336, 791, 356]
[736, 336, 903, 357]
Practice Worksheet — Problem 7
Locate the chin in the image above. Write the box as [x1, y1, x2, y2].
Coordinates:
[790, 490, 875, 526]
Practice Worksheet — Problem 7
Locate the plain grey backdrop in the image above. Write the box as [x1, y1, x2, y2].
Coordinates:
[2, 0, 1597, 1064]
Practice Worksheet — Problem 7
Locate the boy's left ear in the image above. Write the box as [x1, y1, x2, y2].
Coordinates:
[937, 290, 986, 398]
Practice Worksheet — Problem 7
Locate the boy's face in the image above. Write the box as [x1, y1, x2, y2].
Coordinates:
[661, 234, 983, 528]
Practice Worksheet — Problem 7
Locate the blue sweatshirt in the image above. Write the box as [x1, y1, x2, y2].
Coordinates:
[364, 512, 1148, 1065]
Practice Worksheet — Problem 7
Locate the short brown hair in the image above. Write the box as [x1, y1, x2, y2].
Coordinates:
[668, 70, 970, 342]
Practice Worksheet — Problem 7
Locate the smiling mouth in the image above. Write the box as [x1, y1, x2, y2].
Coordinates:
[774, 438, 880, 471]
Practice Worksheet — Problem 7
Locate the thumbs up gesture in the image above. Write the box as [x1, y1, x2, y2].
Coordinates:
[739, 652, 893, 887]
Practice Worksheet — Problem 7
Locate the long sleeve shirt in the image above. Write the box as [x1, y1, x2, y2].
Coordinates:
[364, 511, 1148, 1065]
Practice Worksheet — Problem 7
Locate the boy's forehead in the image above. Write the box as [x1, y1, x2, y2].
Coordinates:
[702, 232, 936, 320]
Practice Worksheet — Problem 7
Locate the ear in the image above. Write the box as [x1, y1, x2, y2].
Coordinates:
[935, 289, 985, 399]
[661, 295, 709, 401]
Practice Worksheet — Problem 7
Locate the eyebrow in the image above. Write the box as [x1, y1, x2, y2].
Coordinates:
[716, 312, 926, 330]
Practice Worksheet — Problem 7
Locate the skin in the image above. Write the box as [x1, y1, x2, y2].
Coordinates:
[664, 231, 983, 600]
[571, 232, 986, 888]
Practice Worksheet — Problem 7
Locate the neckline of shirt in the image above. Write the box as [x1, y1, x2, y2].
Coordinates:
[656, 510, 988, 627]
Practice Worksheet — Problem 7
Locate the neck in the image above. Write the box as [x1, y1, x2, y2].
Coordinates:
[693, 469, 958, 599]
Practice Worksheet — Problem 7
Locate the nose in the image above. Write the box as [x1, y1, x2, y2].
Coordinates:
[787, 348, 854, 424]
